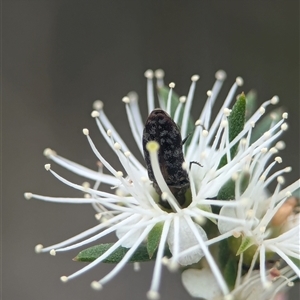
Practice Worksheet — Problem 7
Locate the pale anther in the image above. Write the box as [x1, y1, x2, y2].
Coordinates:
[179, 96, 186, 103]
[60, 276, 68, 282]
[269, 147, 278, 154]
[286, 191, 292, 197]
[133, 262, 141, 272]
[93, 100, 103, 110]
[161, 192, 168, 201]
[127, 91, 138, 102]
[270, 112, 280, 120]
[91, 110, 99, 118]
[236, 76, 244, 86]
[270, 96, 279, 105]
[146, 141, 160, 152]
[275, 156, 282, 163]
[202, 130, 208, 137]
[191, 74, 200, 82]
[140, 176, 148, 183]
[232, 231, 241, 238]
[101, 217, 108, 223]
[43, 148, 56, 157]
[261, 148, 268, 153]
[195, 215, 206, 225]
[260, 226, 266, 233]
[154, 69, 164, 79]
[161, 256, 169, 265]
[50, 249, 56, 256]
[260, 175, 266, 181]
[107, 129, 112, 137]
[281, 123, 288, 131]
[83, 128, 89, 135]
[124, 151, 131, 157]
[246, 209, 254, 218]
[263, 281, 272, 289]
[284, 166, 292, 172]
[240, 198, 249, 206]
[221, 120, 228, 127]
[44, 164, 51, 171]
[259, 106, 266, 114]
[122, 96, 130, 104]
[282, 112, 288, 119]
[223, 108, 231, 116]
[277, 176, 285, 184]
[24, 192, 32, 199]
[144, 69, 154, 79]
[195, 119, 202, 126]
[169, 82, 175, 88]
[35, 244, 43, 253]
[231, 173, 238, 181]
[207, 90, 212, 97]
[275, 141, 286, 150]
[116, 171, 123, 178]
[215, 69, 227, 81]
[114, 143, 121, 150]
[240, 138, 247, 146]
[95, 213, 101, 220]
[147, 290, 160, 300]
[91, 281, 102, 290]
[168, 260, 179, 272]
[82, 182, 90, 189]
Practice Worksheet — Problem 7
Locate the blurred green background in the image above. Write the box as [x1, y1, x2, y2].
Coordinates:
[3, 1, 299, 300]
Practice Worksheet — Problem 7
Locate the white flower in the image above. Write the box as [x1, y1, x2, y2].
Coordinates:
[231, 266, 298, 300]
[25, 69, 299, 299]
[217, 151, 299, 290]
[183, 265, 297, 300]
[182, 102, 299, 299]
[182, 268, 223, 299]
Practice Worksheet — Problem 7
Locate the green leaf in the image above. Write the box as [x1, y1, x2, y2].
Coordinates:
[245, 90, 257, 121]
[218, 93, 246, 169]
[74, 243, 171, 263]
[239, 172, 250, 194]
[215, 93, 247, 208]
[223, 256, 238, 290]
[217, 179, 235, 201]
[251, 107, 284, 143]
[289, 256, 300, 269]
[227, 236, 261, 267]
[158, 86, 194, 140]
[292, 187, 300, 198]
[236, 236, 255, 256]
[218, 239, 237, 289]
[217, 170, 250, 204]
[219, 239, 232, 270]
[147, 223, 164, 258]
[158, 86, 180, 119]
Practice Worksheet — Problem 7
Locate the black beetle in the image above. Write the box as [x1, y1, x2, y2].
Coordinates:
[142, 109, 190, 208]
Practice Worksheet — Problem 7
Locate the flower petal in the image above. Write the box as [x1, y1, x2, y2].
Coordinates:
[167, 216, 207, 265]
[116, 216, 145, 248]
[182, 268, 222, 299]
[218, 206, 239, 234]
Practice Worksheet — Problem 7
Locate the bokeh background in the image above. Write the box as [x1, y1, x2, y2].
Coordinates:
[3, 1, 299, 300]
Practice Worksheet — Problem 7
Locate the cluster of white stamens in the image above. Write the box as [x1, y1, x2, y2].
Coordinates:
[25, 69, 299, 299]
